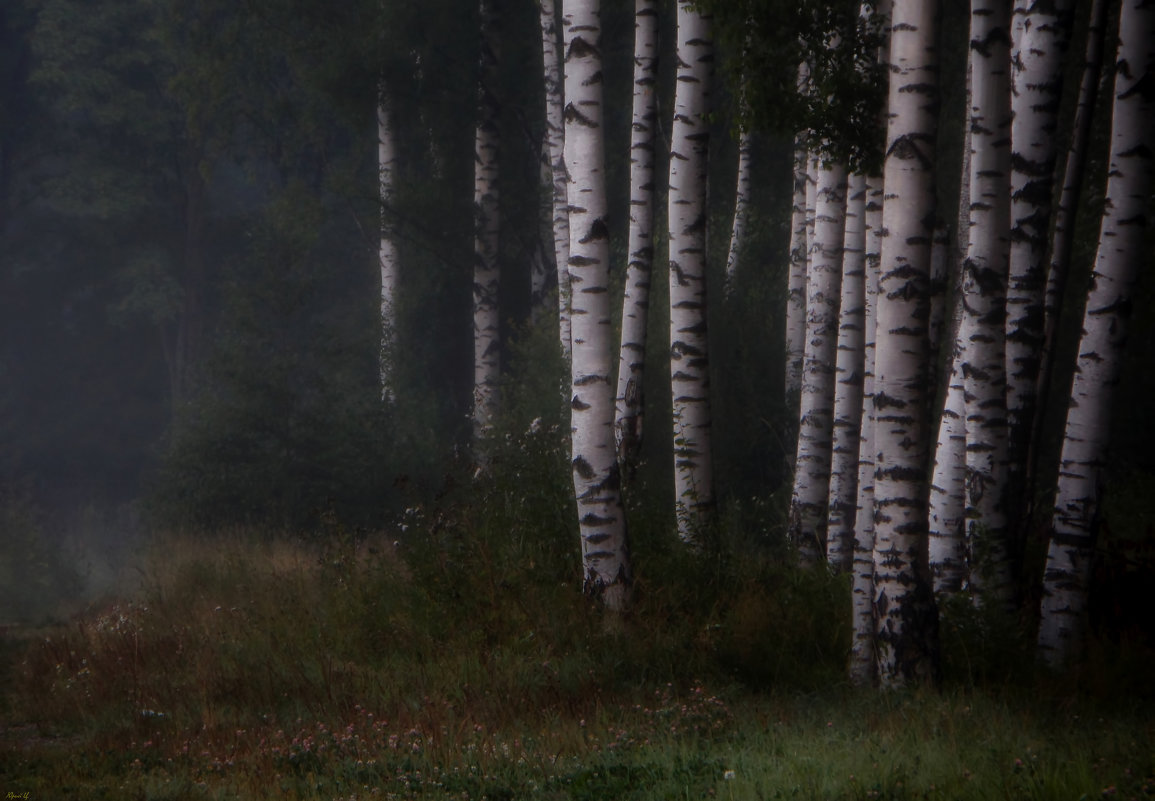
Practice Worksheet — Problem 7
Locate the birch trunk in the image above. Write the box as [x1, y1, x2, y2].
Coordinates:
[1037, 0, 1154, 668]
[960, 0, 1013, 605]
[825, 173, 866, 572]
[849, 168, 883, 686]
[377, 89, 399, 401]
[789, 160, 845, 565]
[928, 333, 967, 596]
[1006, 0, 1074, 480]
[785, 129, 808, 405]
[724, 128, 752, 292]
[540, 0, 572, 364]
[614, 0, 659, 476]
[563, 0, 632, 610]
[472, 0, 501, 440]
[872, 0, 940, 688]
[668, 0, 715, 545]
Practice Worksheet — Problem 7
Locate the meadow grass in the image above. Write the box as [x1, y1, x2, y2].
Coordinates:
[1, 507, 1152, 800]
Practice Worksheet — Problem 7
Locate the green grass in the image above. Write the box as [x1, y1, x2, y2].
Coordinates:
[1, 505, 1152, 800]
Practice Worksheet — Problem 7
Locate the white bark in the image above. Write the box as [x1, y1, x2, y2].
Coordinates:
[1006, 0, 1074, 470]
[785, 129, 808, 405]
[960, 0, 1013, 605]
[850, 168, 883, 686]
[724, 128, 753, 291]
[614, 0, 659, 475]
[928, 332, 967, 596]
[825, 173, 866, 572]
[563, 0, 632, 610]
[377, 90, 399, 401]
[540, 0, 572, 365]
[1038, 0, 1154, 668]
[789, 159, 845, 565]
[872, 0, 940, 688]
[472, 0, 501, 440]
[668, 0, 715, 545]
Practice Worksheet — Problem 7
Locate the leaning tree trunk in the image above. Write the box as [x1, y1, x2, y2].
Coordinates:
[959, 0, 1013, 606]
[871, 0, 940, 688]
[789, 159, 846, 565]
[540, 0, 572, 365]
[472, 0, 501, 441]
[1005, 0, 1074, 490]
[563, 0, 633, 610]
[668, 0, 715, 545]
[377, 87, 399, 401]
[825, 173, 866, 572]
[928, 332, 968, 596]
[724, 127, 753, 292]
[614, 0, 659, 477]
[785, 125, 808, 406]
[1037, 0, 1154, 669]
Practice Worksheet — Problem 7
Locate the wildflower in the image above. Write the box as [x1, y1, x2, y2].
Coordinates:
[724, 770, 736, 780]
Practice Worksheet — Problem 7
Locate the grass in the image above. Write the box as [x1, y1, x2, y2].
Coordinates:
[1, 501, 1153, 799]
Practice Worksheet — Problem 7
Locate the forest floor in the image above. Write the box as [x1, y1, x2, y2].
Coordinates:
[1, 530, 1152, 800]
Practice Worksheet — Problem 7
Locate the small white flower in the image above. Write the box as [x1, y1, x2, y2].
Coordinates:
[724, 770, 736, 780]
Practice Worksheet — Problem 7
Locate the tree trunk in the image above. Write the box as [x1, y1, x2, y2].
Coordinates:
[614, 0, 659, 477]
[540, 0, 572, 365]
[472, 0, 501, 440]
[789, 160, 845, 565]
[563, 0, 633, 610]
[825, 173, 866, 572]
[928, 333, 967, 596]
[849, 167, 883, 687]
[960, 0, 1013, 606]
[377, 89, 399, 401]
[785, 125, 808, 406]
[871, 0, 940, 688]
[1005, 0, 1074, 488]
[668, 0, 715, 545]
[1037, 0, 1154, 668]
[724, 127, 752, 292]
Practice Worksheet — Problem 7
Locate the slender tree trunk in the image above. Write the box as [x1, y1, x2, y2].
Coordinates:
[928, 332, 967, 596]
[540, 0, 572, 365]
[668, 0, 715, 545]
[849, 167, 883, 686]
[1031, 0, 1108, 495]
[614, 0, 659, 477]
[724, 128, 752, 292]
[1006, 0, 1074, 490]
[472, 0, 501, 440]
[531, 131, 553, 326]
[785, 125, 808, 406]
[826, 173, 866, 572]
[377, 88, 399, 401]
[563, 0, 632, 610]
[960, 0, 1013, 606]
[872, 0, 940, 688]
[789, 160, 845, 565]
[1038, 0, 1154, 668]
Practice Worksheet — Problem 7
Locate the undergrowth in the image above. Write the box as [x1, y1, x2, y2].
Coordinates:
[1, 439, 1152, 799]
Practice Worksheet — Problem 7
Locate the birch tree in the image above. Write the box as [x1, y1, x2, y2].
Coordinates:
[377, 87, 399, 401]
[614, 0, 659, 476]
[959, 0, 1013, 605]
[1005, 0, 1073, 482]
[472, 0, 501, 440]
[563, 0, 632, 609]
[668, 0, 715, 545]
[540, 0, 572, 364]
[871, 0, 940, 687]
[789, 157, 845, 565]
[724, 127, 752, 291]
[785, 118, 809, 404]
[1038, 0, 1154, 668]
[825, 172, 865, 572]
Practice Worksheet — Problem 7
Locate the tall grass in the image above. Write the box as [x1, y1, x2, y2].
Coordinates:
[1, 448, 1152, 799]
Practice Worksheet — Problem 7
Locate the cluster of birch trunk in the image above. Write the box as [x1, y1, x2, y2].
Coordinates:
[376, 0, 1153, 685]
